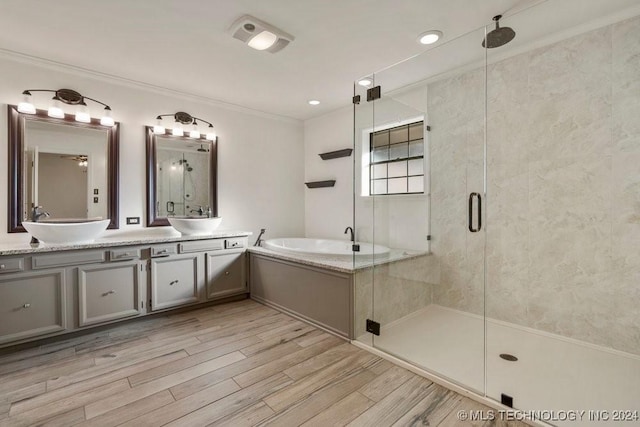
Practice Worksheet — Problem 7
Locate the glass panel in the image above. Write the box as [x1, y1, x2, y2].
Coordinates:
[370, 26, 487, 396]
[408, 158, 423, 176]
[372, 179, 387, 195]
[372, 163, 387, 179]
[389, 126, 408, 144]
[371, 146, 389, 163]
[409, 140, 424, 157]
[408, 176, 424, 193]
[387, 160, 407, 178]
[409, 123, 423, 141]
[387, 177, 407, 194]
[372, 131, 389, 147]
[389, 142, 408, 160]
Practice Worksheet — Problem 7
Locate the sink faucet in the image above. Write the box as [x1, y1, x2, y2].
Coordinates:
[344, 226, 355, 242]
[30, 206, 50, 244]
[189, 206, 212, 217]
[254, 228, 266, 247]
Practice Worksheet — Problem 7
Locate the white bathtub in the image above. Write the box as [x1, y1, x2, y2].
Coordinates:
[262, 238, 390, 260]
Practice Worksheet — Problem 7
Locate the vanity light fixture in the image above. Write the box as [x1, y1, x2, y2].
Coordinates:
[417, 30, 442, 45]
[154, 112, 217, 140]
[17, 88, 115, 126]
[229, 15, 294, 53]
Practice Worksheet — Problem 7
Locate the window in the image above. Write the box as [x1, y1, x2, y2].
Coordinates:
[367, 120, 425, 195]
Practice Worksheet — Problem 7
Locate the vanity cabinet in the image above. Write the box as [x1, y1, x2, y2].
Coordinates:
[0, 269, 67, 345]
[150, 253, 201, 310]
[206, 249, 246, 300]
[77, 261, 142, 327]
[0, 234, 249, 348]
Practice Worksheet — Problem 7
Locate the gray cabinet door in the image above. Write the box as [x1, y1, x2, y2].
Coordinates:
[77, 261, 141, 327]
[206, 250, 246, 300]
[151, 254, 200, 310]
[0, 269, 67, 344]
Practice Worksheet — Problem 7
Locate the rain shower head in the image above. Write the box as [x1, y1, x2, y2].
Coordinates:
[482, 15, 516, 48]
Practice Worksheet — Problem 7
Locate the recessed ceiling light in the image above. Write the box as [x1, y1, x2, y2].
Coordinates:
[308, 100, 320, 105]
[418, 30, 442, 45]
[358, 79, 372, 87]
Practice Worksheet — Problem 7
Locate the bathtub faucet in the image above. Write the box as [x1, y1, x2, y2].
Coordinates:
[254, 228, 266, 247]
[344, 226, 355, 242]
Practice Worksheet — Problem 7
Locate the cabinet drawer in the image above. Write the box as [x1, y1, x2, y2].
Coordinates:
[225, 238, 246, 249]
[207, 251, 246, 299]
[109, 248, 140, 262]
[151, 245, 177, 258]
[0, 270, 67, 344]
[0, 257, 24, 274]
[78, 262, 141, 327]
[179, 240, 224, 253]
[151, 255, 199, 310]
[32, 251, 105, 269]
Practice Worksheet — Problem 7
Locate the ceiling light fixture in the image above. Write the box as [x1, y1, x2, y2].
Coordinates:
[308, 100, 320, 106]
[417, 30, 443, 45]
[358, 78, 373, 87]
[17, 88, 114, 126]
[229, 15, 294, 53]
[154, 112, 217, 141]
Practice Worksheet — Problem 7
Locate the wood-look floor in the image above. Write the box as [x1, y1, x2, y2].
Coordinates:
[0, 299, 527, 426]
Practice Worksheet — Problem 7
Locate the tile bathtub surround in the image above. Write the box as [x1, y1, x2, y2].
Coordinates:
[426, 15, 640, 355]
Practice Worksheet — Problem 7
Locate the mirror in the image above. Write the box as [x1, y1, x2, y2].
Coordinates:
[145, 127, 217, 226]
[8, 105, 119, 232]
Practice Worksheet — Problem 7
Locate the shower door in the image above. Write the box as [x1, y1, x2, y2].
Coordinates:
[354, 26, 489, 394]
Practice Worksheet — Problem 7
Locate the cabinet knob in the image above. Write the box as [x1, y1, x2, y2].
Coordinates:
[169, 280, 179, 285]
[23, 303, 31, 309]
[225, 271, 230, 275]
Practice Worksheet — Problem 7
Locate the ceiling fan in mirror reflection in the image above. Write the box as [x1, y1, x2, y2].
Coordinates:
[153, 111, 217, 140]
[17, 88, 114, 126]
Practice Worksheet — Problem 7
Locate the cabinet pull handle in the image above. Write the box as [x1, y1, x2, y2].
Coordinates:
[169, 280, 179, 285]
[225, 271, 230, 275]
[0, 264, 5, 269]
[22, 303, 31, 309]
[103, 290, 117, 296]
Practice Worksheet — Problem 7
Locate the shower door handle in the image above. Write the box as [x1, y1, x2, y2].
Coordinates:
[468, 192, 482, 232]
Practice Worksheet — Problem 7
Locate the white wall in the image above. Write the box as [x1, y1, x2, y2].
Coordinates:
[0, 53, 305, 243]
[303, 107, 353, 241]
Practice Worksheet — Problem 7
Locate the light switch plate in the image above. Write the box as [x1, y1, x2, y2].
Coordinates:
[126, 217, 140, 225]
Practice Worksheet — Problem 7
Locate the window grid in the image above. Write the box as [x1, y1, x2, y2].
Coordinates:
[369, 121, 424, 195]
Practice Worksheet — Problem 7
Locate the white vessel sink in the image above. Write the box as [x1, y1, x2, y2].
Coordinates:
[22, 219, 110, 245]
[168, 216, 223, 236]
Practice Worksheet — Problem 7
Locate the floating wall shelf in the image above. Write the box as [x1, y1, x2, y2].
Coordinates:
[319, 148, 353, 160]
[305, 180, 336, 189]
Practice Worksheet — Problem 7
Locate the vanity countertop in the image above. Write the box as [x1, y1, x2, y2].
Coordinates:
[0, 229, 252, 256]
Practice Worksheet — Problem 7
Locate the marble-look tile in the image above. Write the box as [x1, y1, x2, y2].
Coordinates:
[613, 16, 640, 152]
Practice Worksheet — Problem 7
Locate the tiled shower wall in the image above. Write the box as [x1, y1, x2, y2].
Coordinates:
[428, 16, 640, 355]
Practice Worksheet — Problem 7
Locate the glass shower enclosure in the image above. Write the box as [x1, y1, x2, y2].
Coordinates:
[353, 1, 640, 423]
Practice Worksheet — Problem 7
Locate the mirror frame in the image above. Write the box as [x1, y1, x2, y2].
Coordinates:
[145, 126, 218, 227]
[7, 105, 120, 233]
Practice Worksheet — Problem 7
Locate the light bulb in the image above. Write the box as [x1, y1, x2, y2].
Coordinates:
[48, 98, 65, 119]
[100, 108, 114, 126]
[418, 30, 442, 45]
[75, 104, 91, 123]
[17, 93, 36, 114]
[248, 31, 278, 50]
[358, 79, 372, 87]
[153, 118, 165, 134]
[206, 126, 216, 141]
[189, 123, 200, 138]
[172, 122, 183, 137]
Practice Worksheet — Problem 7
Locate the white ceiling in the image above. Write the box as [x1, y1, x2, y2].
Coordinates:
[0, 0, 638, 121]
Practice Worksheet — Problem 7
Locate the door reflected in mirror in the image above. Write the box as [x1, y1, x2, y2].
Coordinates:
[24, 121, 108, 221]
[146, 127, 217, 227]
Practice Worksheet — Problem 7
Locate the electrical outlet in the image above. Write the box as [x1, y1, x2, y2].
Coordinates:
[93, 197, 99, 203]
[126, 217, 140, 225]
